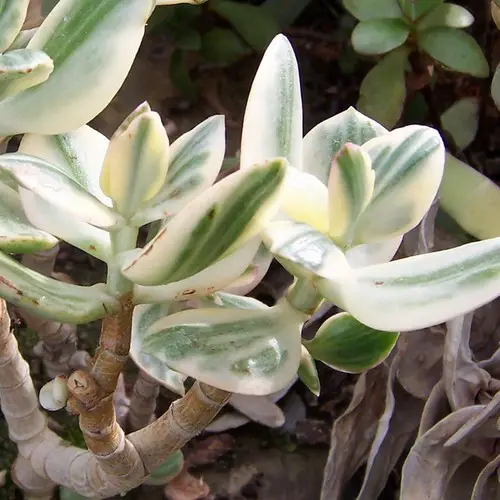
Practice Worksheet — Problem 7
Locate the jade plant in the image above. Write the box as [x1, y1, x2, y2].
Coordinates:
[2, 2, 500, 500]
[343, 0, 489, 128]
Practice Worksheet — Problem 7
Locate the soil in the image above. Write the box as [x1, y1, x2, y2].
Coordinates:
[1, 1, 500, 499]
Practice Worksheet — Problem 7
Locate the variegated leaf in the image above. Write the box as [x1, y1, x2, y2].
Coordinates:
[0, 251, 119, 322]
[0, 0, 156, 136]
[0, 49, 54, 100]
[240, 34, 302, 170]
[131, 302, 187, 395]
[305, 312, 399, 373]
[298, 345, 320, 396]
[17, 126, 112, 259]
[353, 125, 445, 244]
[100, 102, 169, 219]
[261, 220, 350, 280]
[280, 166, 329, 233]
[317, 237, 500, 331]
[134, 115, 225, 226]
[0, 0, 30, 52]
[328, 143, 374, 246]
[196, 291, 268, 311]
[122, 159, 286, 286]
[141, 301, 306, 395]
[439, 153, 500, 240]
[0, 182, 58, 253]
[19, 188, 111, 261]
[133, 237, 261, 303]
[0, 153, 122, 230]
[302, 107, 387, 186]
[6, 28, 37, 51]
[345, 236, 402, 268]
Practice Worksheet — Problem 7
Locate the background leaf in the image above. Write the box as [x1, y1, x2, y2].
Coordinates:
[351, 19, 410, 55]
[343, 0, 403, 21]
[357, 47, 409, 129]
[418, 28, 489, 77]
[441, 97, 479, 150]
[201, 28, 252, 65]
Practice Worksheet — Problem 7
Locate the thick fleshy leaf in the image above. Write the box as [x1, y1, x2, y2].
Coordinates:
[439, 154, 500, 240]
[0, 183, 58, 253]
[0, 0, 30, 52]
[345, 236, 402, 268]
[261, 221, 350, 280]
[7, 28, 38, 51]
[196, 291, 268, 311]
[0, 49, 54, 100]
[0, 153, 122, 230]
[279, 166, 329, 233]
[0, 251, 119, 322]
[418, 28, 489, 78]
[131, 302, 187, 395]
[222, 242, 274, 296]
[357, 47, 408, 129]
[122, 158, 286, 286]
[240, 34, 302, 170]
[229, 393, 285, 428]
[328, 143, 374, 246]
[441, 97, 479, 150]
[492, 63, 500, 111]
[471, 454, 500, 500]
[133, 237, 262, 303]
[317, 237, 500, 331]
[0, 0, 155, 136]
[19, 188, 111, 261]
[351, 19, 410, 56]
[19, 125, 109, 202]
[298, 345, 320, 396]
[353, 125, 445, 244]
[305, 312, 399, 373]
[147, 451, 184, 485]
[100, 103, 170, 219]
[399, 0, 443, 20]
[39, 376, 68, 411]
[417, 4, 474, 30]
[342, 0, 403, 21]
[140, 301, 306, 395]
[134, 115, 225, 226]
[302, 107, 387, 185]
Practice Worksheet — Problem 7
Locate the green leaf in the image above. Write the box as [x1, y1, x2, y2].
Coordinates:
[0, 0, 30, 52]
[317, 236, 500, 331]
[0, 0, 156, 136]
[441, 97, 479, 150]
[417, 4, 474, 30]
[343, 0, 403, 21]
[298, 345, 320, 396]
[0, 153, 123, 231]
[305, 312, 399, 373]
[302, 107, 388, 185]
[398, 0, 443, 21]
[133, 115, 226, 226]
[131, 302, 187, 395]
[328, 143, 375, 247]
[357, 47, 409, 129]
[18, 126, 112, 260]
[240, 34, 302, 170]
[133, 237, 262, 303]
[0, 49, 54, 101]
[211, 1, 279, 51]
[351, 19, 410, 55]
[169, 48, 198, 99]
[261, 221, 350, 280]
[418, 28, 489, 77]
[438, 153, 500, 240]
[100, 102, 170, 219]
[0, 251, 119, 323]
[176, 29, 201, 51]
[491, 63, 500, 111]
[353, 125, 445, 244]
[201, 28, 252, 65]
[262, 0, 313, 29]
[0, 182, 58, 253]
[122, 159, 286, 285]
[140, 301, 305, 395]
[147, 451, 184, 485]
